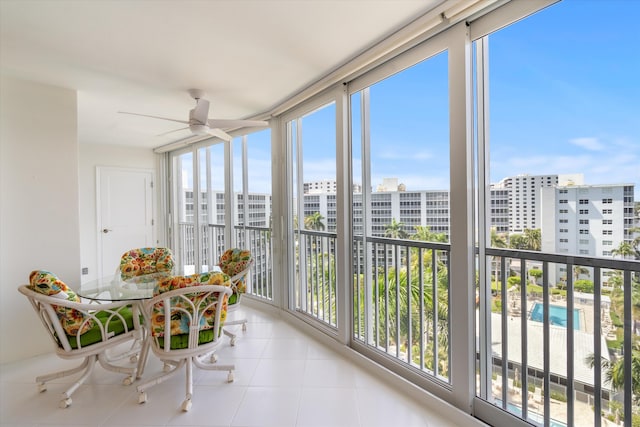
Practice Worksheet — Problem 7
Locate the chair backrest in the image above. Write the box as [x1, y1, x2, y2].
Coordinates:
[118, 247, 174, 282]
[145, 271, 232, 352]
[27, 270, 94, 336]
[218, 249, 253, 301]
[20, 271, 139, 352]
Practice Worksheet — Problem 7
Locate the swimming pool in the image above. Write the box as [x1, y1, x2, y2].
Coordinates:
[529, 303, 581, 330]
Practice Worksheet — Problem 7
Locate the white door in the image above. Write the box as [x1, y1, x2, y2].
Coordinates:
[97, 167, 155, 278]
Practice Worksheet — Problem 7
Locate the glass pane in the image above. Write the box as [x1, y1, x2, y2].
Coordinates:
[233, 137, 244, 228]
[290, 102, 338, 327]
[369, 53, 450, 241]
[175, 151, 194, 273]
[352, 50, 452, 383]
[246, 129, 273, 300]
[476, 1, 639, 426]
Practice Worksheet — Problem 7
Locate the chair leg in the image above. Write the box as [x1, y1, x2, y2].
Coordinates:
[223, 317, 247, 346]
[39, 355, 98, 408]
[193, 354, 234, 383]
[35, 357, 91, 392]
[182, 358, 193, 411]
[223, 328, 237, 346]
[97, 352, 137, 385]
[135, 336, 151, 379]
[136, 358, 185, 404]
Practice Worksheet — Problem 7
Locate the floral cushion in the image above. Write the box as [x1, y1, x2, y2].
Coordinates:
[218, 248, 252, 295]
[119, 247, 174, 281]
[28, 270, 94, 336]
[149, 271, 231, 338]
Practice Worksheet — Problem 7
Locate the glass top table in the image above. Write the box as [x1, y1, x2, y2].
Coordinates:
[72, 275, 163, 301]
[72, 267, 223, 302]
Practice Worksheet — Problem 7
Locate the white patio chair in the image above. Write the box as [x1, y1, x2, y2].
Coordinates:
[136, 272, 234, 412]
[218, 248, 253, 346]
[19, 270, 142, 408]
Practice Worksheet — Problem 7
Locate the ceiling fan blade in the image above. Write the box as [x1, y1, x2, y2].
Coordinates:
[207, 118, 268, 129]
[190, 98, 210, 125]
[206, 127, 232, 142]
[157, 126, 190, 137]
[119, 111, 189, 125]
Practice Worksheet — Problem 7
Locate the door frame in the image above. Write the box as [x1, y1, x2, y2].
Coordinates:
[96, 166, 155, 279]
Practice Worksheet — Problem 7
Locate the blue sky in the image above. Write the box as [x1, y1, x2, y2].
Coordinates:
[309, 0, 638, 194]
[488, 0, 639, 193]
[242, 0, 638, 197]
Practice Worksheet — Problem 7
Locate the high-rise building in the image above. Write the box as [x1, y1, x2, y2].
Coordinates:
[492, 173, 584, 233]
[540, 183, 635, 284]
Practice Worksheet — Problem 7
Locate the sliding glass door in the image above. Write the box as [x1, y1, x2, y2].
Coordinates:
[171, 130, 273, 302]
[286, 97, 339, 328]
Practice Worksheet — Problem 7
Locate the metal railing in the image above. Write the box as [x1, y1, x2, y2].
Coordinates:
[295, 229, 338, 327]
[480, 248, 639, 427]
[176, 222, 273, 301]
[235, 225, 273, 301]
[353, 235, 452, 383]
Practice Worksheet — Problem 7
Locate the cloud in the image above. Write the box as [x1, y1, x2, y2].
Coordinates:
[497, 152, 639, 188]
[568, 137, 605, 151]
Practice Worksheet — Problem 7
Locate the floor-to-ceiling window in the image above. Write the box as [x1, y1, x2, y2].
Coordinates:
[286, 97, 339, 329]
[350, 41, 453, 387]
[233, 129, 274, 301]
[473, 1, 639, 426]
[165, 1, 639, 425]
[170, 129, 274, 300]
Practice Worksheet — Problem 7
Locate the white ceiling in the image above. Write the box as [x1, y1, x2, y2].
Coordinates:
[0, 0, 443, 150]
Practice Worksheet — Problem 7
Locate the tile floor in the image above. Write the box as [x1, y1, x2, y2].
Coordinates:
[0, 304, 465, 427]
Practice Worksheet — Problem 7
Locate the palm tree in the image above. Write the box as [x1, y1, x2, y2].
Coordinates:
[586, 341, 640, 405]
[304, 212, 325, 231]
[491, 228, 507, 248]
[384, 218, 408, 239]
[509, 233, 527, 250]
[573, 266, 590, 281]
[412, 225, 447, 243]
[611, 241, 636, 259]
[522, 228, 541, 251]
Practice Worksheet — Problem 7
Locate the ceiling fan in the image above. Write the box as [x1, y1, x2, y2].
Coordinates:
[119, 89, 268, 142]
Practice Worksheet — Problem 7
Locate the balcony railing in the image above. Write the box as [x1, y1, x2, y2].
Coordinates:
[235, 225, 273, 301]
[178, 220, 638, 426]
[353, 235, 452, 383]
[295, 229, 337, 327]
[176, 222, 273, 301]
[480, 248, 639, 427]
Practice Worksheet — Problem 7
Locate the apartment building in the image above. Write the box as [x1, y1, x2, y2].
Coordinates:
[491, 173, 585, 233]
[541, 183, 635, 284]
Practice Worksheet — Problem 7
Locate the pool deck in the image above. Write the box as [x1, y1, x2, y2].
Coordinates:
[486, 293, 616, 426]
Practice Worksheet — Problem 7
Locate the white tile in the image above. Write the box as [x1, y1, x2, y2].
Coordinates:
[306, 341, 342, 360]
[166, 385, 246, 426]
[250, 359, 306, 387]
[302, 359, 358, 388]
[261, 338, 309, 359]
[214, 338, 269, 359]
[104, 379, 187, 425]
[356, 386, 428, 427]
[231, 386, 301, 427]
[268, 321, 307, 339]
[296, 387, 360, 427]
[228, 321, 276, 339]
[1, 304, 466, 427]
[198, 357, 260, 387]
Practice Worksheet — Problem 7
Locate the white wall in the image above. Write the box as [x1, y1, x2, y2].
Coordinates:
[0, 76, 80, 363]
[78, 144, 158, 283]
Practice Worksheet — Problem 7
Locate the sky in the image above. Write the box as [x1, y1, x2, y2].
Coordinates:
[236, 0, 639, 198]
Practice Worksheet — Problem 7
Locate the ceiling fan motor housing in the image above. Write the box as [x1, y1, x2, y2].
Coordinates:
[189, 123, 209, 135]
